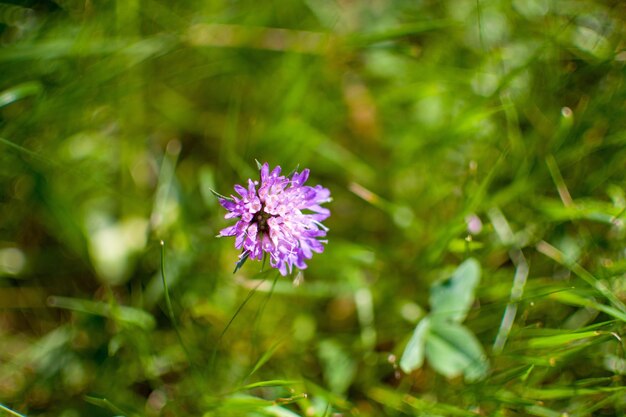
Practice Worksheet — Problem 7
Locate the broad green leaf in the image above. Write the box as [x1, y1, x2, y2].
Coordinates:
[425, 321, 489, 382]
[400, 317, 431, 373]
[430, 258, 481, 323]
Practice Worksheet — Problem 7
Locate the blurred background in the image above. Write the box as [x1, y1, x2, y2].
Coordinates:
[2, 0, 626, 416]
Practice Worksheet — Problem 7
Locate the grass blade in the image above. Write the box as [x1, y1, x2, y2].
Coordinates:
[537, 241, 626, 316]
[47, 296, 155, 329]
[0, 404, 28, 417]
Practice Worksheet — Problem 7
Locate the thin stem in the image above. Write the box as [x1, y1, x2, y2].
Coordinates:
[476, 0, 485, 51]
[83, 395, 136, 417]
[210, 277, 267, 374]
[160, 241, 197, 373]
[0, 403, 28, 417]
[537, 240, 626, 314]
[251, 271, 280, 358]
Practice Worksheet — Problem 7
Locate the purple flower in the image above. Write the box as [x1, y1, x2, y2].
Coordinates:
[218, 163, 331, 276]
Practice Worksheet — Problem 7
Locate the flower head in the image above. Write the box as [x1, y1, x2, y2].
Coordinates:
[218, 163, 331, 275]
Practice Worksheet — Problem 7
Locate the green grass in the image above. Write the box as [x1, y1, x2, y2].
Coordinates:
[2, 0, 626, 416]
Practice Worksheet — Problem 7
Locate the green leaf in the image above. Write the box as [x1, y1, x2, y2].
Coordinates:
[399, 317, 431, 373]
[430, 258, 481, 323]
[425, 321, 489, 382]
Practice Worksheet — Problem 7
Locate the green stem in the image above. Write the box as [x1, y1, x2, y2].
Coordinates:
[210, 277, 267, 374]
[160, 241, 197, 373]
[0, 404, 28, 417]
[251, 271, 280, 359]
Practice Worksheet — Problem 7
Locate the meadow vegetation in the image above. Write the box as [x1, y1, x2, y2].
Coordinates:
[2, 0, 626, 416]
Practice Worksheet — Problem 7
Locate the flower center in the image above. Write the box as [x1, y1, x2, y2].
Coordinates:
[252, 209, 273, 234]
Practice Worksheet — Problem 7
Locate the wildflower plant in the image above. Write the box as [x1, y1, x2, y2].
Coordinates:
[217, 162, 331, 275]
